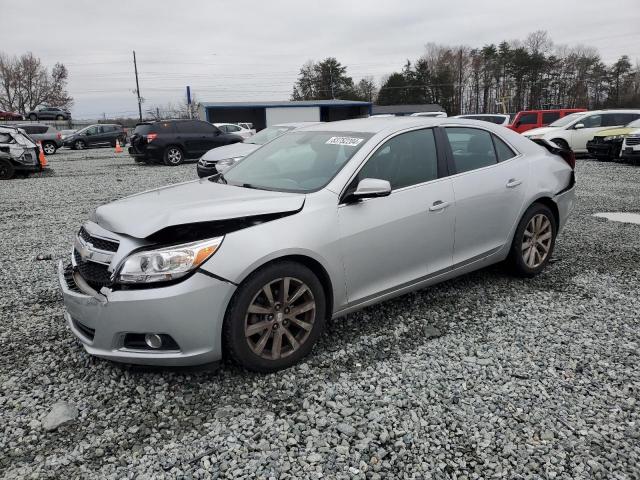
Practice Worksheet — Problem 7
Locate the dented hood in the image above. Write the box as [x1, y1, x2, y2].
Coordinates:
[95, 178, 305, 238]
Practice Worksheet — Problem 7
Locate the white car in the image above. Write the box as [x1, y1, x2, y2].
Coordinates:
[409, 112, 448, 118]
[213, 123, 255, 139]
[620, 128, 640, 164]
[237, 122, 255, 133]
[523, 110, 640, 153]
[453, 114, 510, 126]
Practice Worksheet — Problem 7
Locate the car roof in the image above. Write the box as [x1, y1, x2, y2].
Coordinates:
[297, 116, 448, 134]
[272, 122, 323, 128]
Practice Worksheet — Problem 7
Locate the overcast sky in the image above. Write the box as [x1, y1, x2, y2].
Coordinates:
[3, 0, 639, 118]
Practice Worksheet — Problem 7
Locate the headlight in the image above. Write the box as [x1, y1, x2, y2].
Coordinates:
[216, 156, 243, 169]
[526, 134, 543, 140]
[603, 135, 624, 142]
[117, 237, 224, 284]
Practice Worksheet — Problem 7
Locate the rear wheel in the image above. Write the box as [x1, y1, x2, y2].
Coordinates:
[223, 261, 326, 372]
[163, 146, 184, 166]
[508, 203, 557, 277]
[0, 159, 15, 180]
[74, 140, 85, 150]
[42, 142, 57, 155]
[56, 115, 64, 120]
[29, 114, 37, 121]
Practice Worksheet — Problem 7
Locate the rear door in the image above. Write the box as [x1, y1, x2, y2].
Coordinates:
[444, 126, 526, 265]
[338, 128, 455, 303]
[542, 111, 561, 126]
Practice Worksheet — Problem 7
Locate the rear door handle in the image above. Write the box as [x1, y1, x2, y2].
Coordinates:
[429, 200, 450, 212]
[506, 179, 522, 188]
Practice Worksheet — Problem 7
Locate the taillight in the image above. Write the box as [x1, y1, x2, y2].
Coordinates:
[560, 150, 576, 170]
[56, 132, 62, 140]
[146, 133, 157, 143]
[530, 138, 575, 170]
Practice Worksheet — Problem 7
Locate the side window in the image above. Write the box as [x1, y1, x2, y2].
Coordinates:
[581, 115, 602, 128]
[86, 126, 98, 135]
[542, 111, 560, 124]
[492, 135, 516, 162]
[518, 113, 538, 125]
[22, 126, 36, 134]
[37, 126, 49, 134]
[227, 125, 241, 132]
[218, 125, 228, 133]
[190, 121, 216, 134]
[445, 127, 498, 173]
[357, 129, 438, 190]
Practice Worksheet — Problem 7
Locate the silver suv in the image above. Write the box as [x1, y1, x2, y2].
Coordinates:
[59, 117, 576, 372]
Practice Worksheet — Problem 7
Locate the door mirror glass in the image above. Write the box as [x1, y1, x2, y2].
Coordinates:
[347, 178, 391, 202]
[574, 123, 585, 130]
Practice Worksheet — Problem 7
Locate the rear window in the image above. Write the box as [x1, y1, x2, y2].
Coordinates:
[134, 122, 174, 135]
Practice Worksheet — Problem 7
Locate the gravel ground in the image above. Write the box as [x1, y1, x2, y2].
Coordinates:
[1, 148, 639, 479]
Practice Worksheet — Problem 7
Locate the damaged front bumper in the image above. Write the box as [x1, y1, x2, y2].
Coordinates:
[58, 260, 236, 366]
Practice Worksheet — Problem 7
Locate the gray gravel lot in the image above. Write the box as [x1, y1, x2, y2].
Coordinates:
[1, 148, 639, 479]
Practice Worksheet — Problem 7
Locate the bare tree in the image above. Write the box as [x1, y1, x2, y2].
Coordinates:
[0, 51, 73, 114]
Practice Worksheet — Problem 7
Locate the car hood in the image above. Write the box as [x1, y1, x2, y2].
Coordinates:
[522, 126, 559, 137]
[592, 127, 634, 138]
[200, 142, 259, 162]
[94, 179, 305, 238]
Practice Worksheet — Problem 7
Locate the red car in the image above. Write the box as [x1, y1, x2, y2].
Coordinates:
[507, 108, 586, 133]
[0, 110, 23, 121]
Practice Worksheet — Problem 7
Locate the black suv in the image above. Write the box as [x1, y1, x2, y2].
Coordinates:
[62, 124, 127, 150]
[128, 119, 243, 166]
[26, 106, 71, 121]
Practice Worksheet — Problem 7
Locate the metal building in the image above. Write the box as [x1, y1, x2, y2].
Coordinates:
[199, 100, 372, 130]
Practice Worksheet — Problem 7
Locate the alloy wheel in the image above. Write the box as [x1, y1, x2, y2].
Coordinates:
[244, 277, 316, 360]
[43, 143, 56, 155]
[522, 213, 552, 268]
[167, 148, 182, 164]
[75, 140, 84, 150]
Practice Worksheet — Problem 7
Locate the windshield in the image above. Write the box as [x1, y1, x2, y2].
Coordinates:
[222, 131, 372, 193]
[626, 119, 640, 128]
[246, 126, 295, 145]
[548, 112, 586, 127]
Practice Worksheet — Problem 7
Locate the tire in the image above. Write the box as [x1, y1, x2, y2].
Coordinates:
[163, 146, 184, 166]
[508, 203, 557, 277]
[223, 261, 327, 373]
[0, 159, 15, 180]
[56, 115, 64, 120]
[29, 114, 37, 121]
[42, 142, 57, 155]
[74, 140, 85, 150]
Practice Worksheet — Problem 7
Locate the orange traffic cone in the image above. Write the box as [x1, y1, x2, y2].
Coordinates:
[38, 141, 48, 167]
[115, 139, 123, 153]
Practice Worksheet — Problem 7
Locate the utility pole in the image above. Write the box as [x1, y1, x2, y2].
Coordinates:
[133, 50, 142, 122]
[458, 49, 463, 115]
[329, 64, 335, 99]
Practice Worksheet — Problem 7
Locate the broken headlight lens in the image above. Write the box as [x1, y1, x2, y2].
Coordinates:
[117, 237, 224, 284]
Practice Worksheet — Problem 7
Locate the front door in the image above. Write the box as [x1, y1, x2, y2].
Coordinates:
[444, 126, 526, 265]
[338, 127, 456, 304]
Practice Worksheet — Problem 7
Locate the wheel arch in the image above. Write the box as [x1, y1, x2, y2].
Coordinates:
[529, 196, 560, 228]
[231, 253, 335, 318]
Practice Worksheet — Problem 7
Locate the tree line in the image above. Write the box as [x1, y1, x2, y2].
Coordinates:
[291, 31, 640, 114]
[0, 52, 72, 115]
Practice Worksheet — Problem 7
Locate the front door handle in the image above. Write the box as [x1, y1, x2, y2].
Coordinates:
[506, 179, 522, 188]
[429, 200, 450, 212]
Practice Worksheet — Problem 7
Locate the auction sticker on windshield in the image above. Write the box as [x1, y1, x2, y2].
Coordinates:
[326, 136, 364, 146]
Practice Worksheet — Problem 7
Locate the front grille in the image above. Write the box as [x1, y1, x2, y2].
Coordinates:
[78, 226, 119, 252]
[626, 137, 640, 146]
[72, 318, 95, 341]
[74, 249, 112, 289]
[590, 137, 604, 144]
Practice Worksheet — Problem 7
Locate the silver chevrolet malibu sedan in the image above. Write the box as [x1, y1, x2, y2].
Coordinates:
[59, 117, 576, 372]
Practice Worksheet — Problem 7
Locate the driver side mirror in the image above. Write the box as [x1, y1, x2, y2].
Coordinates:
[574, 123, 585, 130]
[344, 178, 391, 203]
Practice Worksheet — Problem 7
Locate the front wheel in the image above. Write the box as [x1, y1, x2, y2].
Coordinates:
[42, 142, 57, 155]
[163, 146, 184, 166]
[29, 114, 37, 121]
[55, 115, 64, 120]
[74, 140, 85, 150]
[508, 203, 557, 277]
[223, 261, 326, 372]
